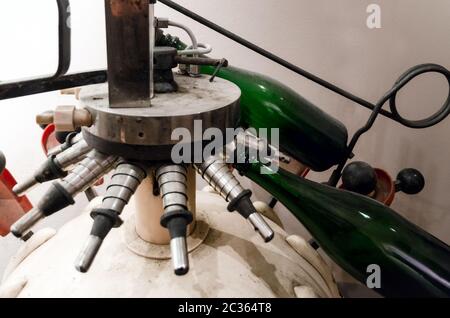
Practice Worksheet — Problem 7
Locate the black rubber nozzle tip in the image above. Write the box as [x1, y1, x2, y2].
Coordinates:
[160, 209, 193, 239]
[89, 209, 122, 239]
[227, 189, 255, 218]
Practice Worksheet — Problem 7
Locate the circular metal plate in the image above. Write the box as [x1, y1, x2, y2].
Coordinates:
[80, 74, 241, 147]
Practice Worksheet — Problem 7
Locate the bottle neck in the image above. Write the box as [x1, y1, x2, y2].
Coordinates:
[238, 161, 450, 297]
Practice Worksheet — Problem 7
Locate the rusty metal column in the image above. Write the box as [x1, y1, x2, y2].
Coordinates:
[104, 0, 152, 108]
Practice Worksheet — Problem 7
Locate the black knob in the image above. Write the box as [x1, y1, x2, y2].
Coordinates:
[396, 168, 425, 195]
[342, 161, 377, 195]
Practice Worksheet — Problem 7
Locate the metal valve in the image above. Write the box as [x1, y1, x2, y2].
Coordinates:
[13, 137, 91, 196]
[75, 161, 147, 273]
[11, 150, 118, 238]
[156, 164, 194, 276]
[195, 156, 274, 242]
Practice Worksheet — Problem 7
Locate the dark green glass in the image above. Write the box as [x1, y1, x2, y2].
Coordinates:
[201, 65, 348, 172]
[237, 162, 450, 298]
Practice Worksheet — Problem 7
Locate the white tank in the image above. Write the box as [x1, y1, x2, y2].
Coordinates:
[0, 189, 340, 298]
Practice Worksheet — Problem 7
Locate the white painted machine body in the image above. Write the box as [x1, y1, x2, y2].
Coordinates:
[0, 190, 339, 298]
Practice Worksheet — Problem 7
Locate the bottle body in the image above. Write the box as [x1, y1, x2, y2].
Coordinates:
[238, 162, 450, 297]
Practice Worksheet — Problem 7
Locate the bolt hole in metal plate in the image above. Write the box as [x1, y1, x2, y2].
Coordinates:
[80, 75, 241, 158]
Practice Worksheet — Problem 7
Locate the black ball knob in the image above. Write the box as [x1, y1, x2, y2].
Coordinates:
[342, 161, 377, 195]
[396, 168, 425, 195]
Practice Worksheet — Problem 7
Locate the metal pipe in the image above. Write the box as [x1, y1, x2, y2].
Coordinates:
[11, 150, 118, 238]
[0, 71, 107, 101]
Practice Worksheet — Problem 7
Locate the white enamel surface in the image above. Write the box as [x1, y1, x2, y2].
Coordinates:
[1, 191, 338, 298]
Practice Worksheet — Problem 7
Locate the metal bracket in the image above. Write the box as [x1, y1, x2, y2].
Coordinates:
[104, 0, 151, 108]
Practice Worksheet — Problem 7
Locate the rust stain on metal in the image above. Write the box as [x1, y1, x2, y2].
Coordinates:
[104, 0, 151, 108]
[108, 0, 148, 17]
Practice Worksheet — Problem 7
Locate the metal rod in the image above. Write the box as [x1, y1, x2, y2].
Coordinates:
[104, 0, 151, 108]
[0, 71, 107, 101]
[328, 63, 450, 186]
[174, 56, 228, 67]
[195, 157, 274, 242]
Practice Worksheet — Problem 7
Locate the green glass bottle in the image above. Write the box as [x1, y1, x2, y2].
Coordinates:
[200, 65, 349, 172]
[237, 162, 450, 298]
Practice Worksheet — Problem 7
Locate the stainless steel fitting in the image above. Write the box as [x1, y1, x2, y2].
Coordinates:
[11, 150, 118, 238]
[156, 164, 193, 276]
[13, 137, 91, 196]
[36, 106, 93, 132]
[226, 130, 291, 165]
[61, 150, 118, 196]
[75, 162, 147, 273]
[195, 156, 275, 242]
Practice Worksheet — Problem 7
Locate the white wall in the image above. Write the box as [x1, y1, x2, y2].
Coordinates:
[0, 0, 449, 278]
[0, 0, 106, 275]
